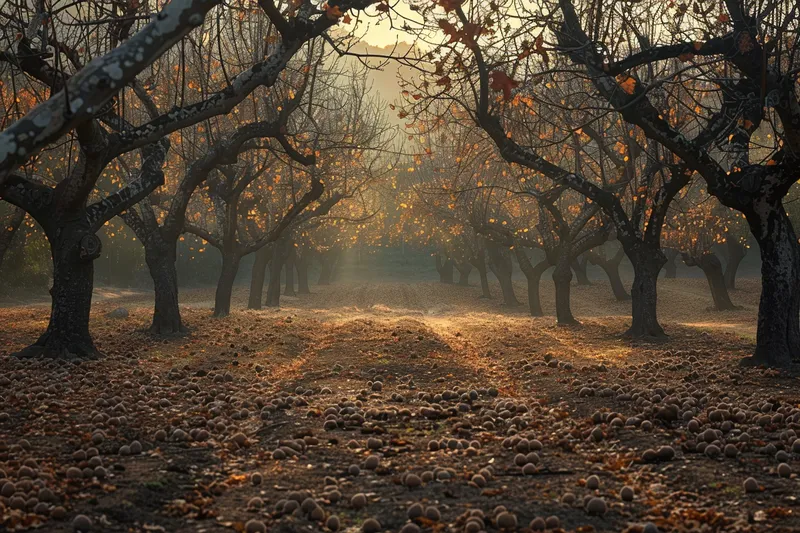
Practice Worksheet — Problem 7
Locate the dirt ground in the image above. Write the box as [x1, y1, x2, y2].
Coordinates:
[1, 276, 799, 533]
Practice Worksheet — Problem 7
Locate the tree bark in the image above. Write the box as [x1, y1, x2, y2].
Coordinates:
[296, 249, 311, 294]
[145, 242, 185, 334]
[740, 204, 800, 367]
[248, 245, 272, 310]
[514, 246, 549, 316]
[213, 253, 241, 318]
[435, 253, 455, 284]
[553, 249, 578, 325]
[571, 255, 591, 285]
[16, 219, 100, 359]
[284, 242, 296, 296]
[683, 252, 737, 311]
[587, 247, 631, 301]
[469, 249, 491, 298]
[266, 240, 288, 307]
[624, 245, 667, 338]
[663, 248, 679, 278]
[486, 240, 519, 306]
[0, 208, 25, 271]
[455, 262, 472, 286]
[724, 237, 747, 290]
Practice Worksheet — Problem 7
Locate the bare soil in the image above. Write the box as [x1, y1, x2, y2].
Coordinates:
[1, 277, 798, 533]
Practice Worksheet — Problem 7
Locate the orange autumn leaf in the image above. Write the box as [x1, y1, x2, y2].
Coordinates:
[616, 74, 636, 95]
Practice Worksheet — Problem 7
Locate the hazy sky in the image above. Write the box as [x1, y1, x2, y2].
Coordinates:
[356, 5, 418, 48]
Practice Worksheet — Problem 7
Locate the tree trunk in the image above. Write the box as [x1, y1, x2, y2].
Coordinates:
[318, 249, 339, 285]
[587, 247, 631, 301]
[266, 241, 288, 307]
[684, 252, 737, 311]
[623, 245, 667, 338]
[553, 249, 578, 325]
[435, 254, 455, 284]
[469, 250, 491, 298]
[0, 208, 25, 271]
[16, 219, 100, 359]
[663, 248, 679, 278]
[248, 245, 272, 310]
[455, 262, 472, 286]
[740, 204, 800, 367]
[515, 246, 549, 316]
[213, 253, 241, 318]
[145, 241, 185, 334]
[571, 255, 591, 285]
[284, 242, 296, 296]
[486, 241, 519, 306]
[724, 237, 747, 290]
[296, 250, 311, 294]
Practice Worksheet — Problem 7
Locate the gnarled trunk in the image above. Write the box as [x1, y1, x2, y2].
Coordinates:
[663, 248, 679, 278]
[213, 253, 241, 318]
[515, 247, 550, 316]
[284, 242, 296, 296]
[683, 252, 737, 311]
[741, 203, 800, 367]
[624, 245, 667, 338]
[553, 249, 578, 325]
[486, 241, 519, 307]
[266, 241, 288, 307]
[248, 246, 272, 310]
[469, 250, 491, 298]
[724, 237, 747, 290]
[435, 254, 455, 284]
[588, 247, 630, 301]
[455, 262, 472, 286]
[296, 250, 311, 294]
[17, 218, 100, 359]
[145, 242, 185, 334]
[571, 255, 591, 285]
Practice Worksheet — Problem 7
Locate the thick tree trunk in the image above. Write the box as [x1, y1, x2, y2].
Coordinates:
[266, 241, 288, 307]
[435, 254, 455, 284]
[684, 252, 737, 311]
[486, 241, 519, 306]
[145, 242, 185, 334]
[588, 247, 631, 301]
[571, 255, 591, 285]
[284, 243, 296, 296]
[724, 237, 747, 290]
[624, 245, 667, 338]
[17, 220, 100, 359]
[213, 253, 241, 318]
[0, 208, 24, 271]
[663, 248, 679, 278]
[296, 250, 311, 294]
[553, 250, 578, 325]
[515, 247, 549, 316]
[248, 246, 272, 310]
[741, 204, 800, 367]
[469, 250, 491, 298]
[455, 262, 472, 286]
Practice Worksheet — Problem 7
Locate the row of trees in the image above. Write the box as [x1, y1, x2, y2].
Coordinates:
[0, 0, 395, 357]
[389, 0, 800, 366]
